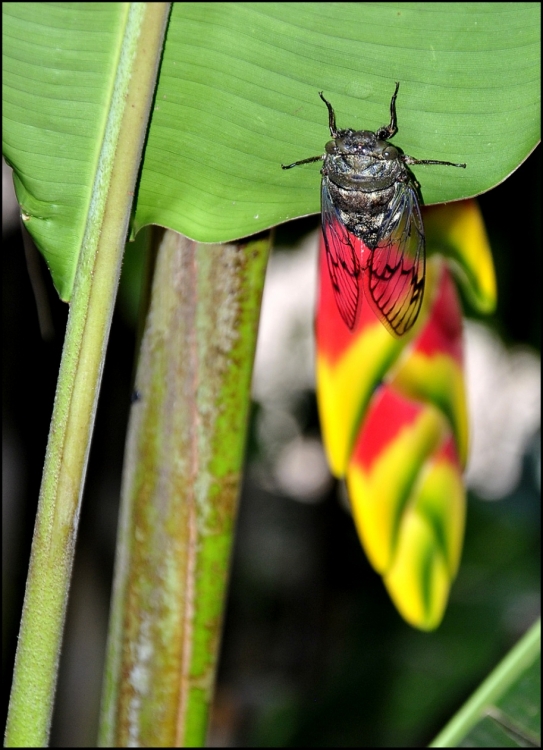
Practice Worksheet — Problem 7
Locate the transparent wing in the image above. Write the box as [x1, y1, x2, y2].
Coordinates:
[365, 181, 425, 337]
[321, 179, 363, 330]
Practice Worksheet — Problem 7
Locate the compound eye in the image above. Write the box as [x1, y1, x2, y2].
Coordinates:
[325, 140, 337, 154]
[382, 145, 398, 160]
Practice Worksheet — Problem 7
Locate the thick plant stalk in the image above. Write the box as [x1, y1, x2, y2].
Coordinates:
[99, 229, 271, 746]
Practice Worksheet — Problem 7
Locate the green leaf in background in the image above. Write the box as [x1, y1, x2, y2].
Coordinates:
[431, 618, 541, 748]
[3, 3, 541, 301]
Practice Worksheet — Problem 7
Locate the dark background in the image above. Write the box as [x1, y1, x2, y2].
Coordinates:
[2, 145, 540, 746]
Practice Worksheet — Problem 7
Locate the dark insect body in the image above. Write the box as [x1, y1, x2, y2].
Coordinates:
[282, 82, 466, 336]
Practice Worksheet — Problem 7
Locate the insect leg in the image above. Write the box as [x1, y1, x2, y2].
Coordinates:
[375, 81, 400, 140]
[402, 155, 466, 168]
[318, 92, 339, 137]
[281, 154, 324, 170]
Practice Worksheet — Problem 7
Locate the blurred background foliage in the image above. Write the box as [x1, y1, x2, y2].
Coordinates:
[2, 143, 539, 746]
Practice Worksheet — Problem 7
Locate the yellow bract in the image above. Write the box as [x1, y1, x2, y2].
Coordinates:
[384, 453, 466, 630]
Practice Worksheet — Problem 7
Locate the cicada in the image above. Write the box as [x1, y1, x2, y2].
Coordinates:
[282, 82, 466, 336]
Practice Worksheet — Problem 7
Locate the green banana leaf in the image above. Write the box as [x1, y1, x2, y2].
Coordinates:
[3, 2, 540, 300]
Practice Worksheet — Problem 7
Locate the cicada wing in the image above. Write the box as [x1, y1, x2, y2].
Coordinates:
[321, 179, 363, 330]
[365, 182, 425, 337]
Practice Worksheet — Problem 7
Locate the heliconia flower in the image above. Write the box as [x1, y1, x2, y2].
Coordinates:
[315, 199, 496, 629]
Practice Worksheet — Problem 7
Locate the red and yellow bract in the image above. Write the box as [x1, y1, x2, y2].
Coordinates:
[315, 199, 496, 629]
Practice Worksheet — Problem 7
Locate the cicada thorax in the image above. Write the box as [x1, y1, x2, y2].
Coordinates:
[321, 128, 411, 251]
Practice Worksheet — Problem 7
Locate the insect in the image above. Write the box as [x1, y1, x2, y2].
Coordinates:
[282, 82, 466, 336]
